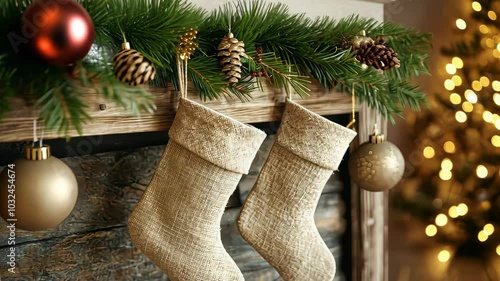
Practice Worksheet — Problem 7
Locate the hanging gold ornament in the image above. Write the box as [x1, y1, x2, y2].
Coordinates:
[218, 32, 245, 84]
[113, 42, 156, 86]
[348, 126, 405, 192]
[178, 28, 199, 60]
[0, 145, 78, 231]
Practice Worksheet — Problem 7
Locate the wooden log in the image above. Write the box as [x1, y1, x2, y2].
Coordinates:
[0, 83, 353, 143]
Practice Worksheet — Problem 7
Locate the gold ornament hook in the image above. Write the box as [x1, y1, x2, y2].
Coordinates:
[346, 82, 356, 129]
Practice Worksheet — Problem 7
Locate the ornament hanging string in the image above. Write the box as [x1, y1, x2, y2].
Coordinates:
[32, 119, 44, 148]
[287, 66, 293, 101]
[346, 82, 356, 129]
[177, 58, 188, 99]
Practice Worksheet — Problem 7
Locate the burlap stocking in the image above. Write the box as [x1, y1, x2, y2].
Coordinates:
[128, 98, 266, 281]
[238, 100, 357, 281]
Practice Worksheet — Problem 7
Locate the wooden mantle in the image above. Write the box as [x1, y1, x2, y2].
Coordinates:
[0, 84, 354, 143]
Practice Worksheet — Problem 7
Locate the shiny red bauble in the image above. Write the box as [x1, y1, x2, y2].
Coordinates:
[22, 0, 95, 66]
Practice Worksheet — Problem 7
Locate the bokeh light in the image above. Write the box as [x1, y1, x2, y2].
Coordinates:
[436, 214, 448, 226]
[484, 224, 495, 235]
[478, 230, 489, 242]
[456, 19, 467, 30]
[446, 64, 457, 74]
[438, 250, 451, 262]
[426, 224, 438, 237]
[444, 141, 456, 153]
[439, 170, 452, 181]
[450, 93, 462, 104]
[472, 1, 482, 11]
[449, 206, 459, 218]
[462, 102, 473, 112]
[455, 111, 467, 123]
[476, 165, 488, 178]
[457, 203, 468, 216]
[423, 146, 435, 158]
[492, 135, 500, 147]
[452, 57, 464, 68]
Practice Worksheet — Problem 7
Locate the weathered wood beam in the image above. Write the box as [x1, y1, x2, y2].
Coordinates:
[0, 84, 353, 143]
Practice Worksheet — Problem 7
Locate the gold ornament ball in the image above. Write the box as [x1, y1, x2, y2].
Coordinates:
[348, 140, 405, 192]
[0, 145, 78, 231]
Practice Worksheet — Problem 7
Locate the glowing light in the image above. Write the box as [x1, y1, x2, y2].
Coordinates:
[455, 111, 467, 123]
[444, 141, 456, 153]
[478, 230, 489, 242]
[479, 24, 489, 34]
[446, 64, 457, 74]
[484, 224, 495, 235]
[423, 146, 435, 159]
[465, 91, 478, 104]
[496, 119, 500, 130]
[441, 158, 453, 171]
[457, 203, 468, 216]
[438, 250, 451, 262]
[492, 81, 500, 91]
[497, 245, 500, 256]
[462, 102, 473, 112]
[494, 49, 500, 58]
[492, 135, 500, 147]
[450, 93, 462, 104]
[452, 75, 463, 86]
[472, 81, 483, 91]
[480, 76, 490, 87]
[472, 1, 482, 11]
[426, 225, 438, 237]
[486, 38, 495, 48]
[436, 214, 448, 226]
[476, 165, 488, 178]
[494, 93, 500, 105]
[452, 57, 464, 69]
[456, 19, 467, 30]
[488, 11, 497, 20]
[445, 79, 455, 90]
[449, 206, 459, 218]
[439, 170, 452, 180]
[483, 111, 494, 122]
[482, 201, 492, 210]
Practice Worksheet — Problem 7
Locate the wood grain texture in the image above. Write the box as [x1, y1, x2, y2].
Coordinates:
[0, 83, 353, 143]
[0, 194, 344, 281]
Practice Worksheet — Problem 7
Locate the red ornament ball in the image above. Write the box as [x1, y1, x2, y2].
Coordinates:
[22, 0, 95, 66]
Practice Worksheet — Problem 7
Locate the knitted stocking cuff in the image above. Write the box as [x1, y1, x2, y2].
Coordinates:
[276, 100, 357, 170]
[169, 98, 267, 174]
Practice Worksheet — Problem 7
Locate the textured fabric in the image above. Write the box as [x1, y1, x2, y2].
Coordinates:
[170, 98, 265, 174]
[128, 99, 266, 281]
[238, 100, 357, 281]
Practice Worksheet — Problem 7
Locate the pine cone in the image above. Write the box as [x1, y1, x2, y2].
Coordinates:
[218, 33, 245, 84]
[178, 28, 198, 60]
[354, 38, 400, 70]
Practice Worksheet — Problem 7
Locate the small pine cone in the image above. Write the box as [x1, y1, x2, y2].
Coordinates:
[178, 28, 198, 60]
[218, 32, 246, 84]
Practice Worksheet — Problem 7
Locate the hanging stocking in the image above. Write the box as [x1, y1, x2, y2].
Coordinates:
[128, 43, 267, 280]
[238, 100, 357, 281]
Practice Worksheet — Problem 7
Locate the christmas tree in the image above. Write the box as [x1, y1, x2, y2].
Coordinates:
[395, 0, 500, 268]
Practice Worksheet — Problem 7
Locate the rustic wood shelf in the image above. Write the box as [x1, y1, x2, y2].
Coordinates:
[0, 84, 355, 143]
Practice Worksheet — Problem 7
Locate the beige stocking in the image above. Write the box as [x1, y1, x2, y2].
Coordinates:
[238, 100, 357, 281]
[128, 98, 266, 281]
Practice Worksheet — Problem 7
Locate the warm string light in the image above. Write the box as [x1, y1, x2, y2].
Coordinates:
[476, 165, 488, 178]
[493, 93, 500, 105]
[423, 146, 435, 159]
[455, 111, 467, 123]
[436, 213, 448, 226]
[444, 141, 456, 153]
[426, 224, 438, 237]
[450, 93, 462, 104]
[448, 206, 459, 218]
[472, 1, 482, 11]
[488, 11, 497, 21]
[496, 245, 500, 256]
[492, 135, 500, 147]
[438, 250, 451, 262]
[456, 18, 467, 30]
[457, 203, 468, 216]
